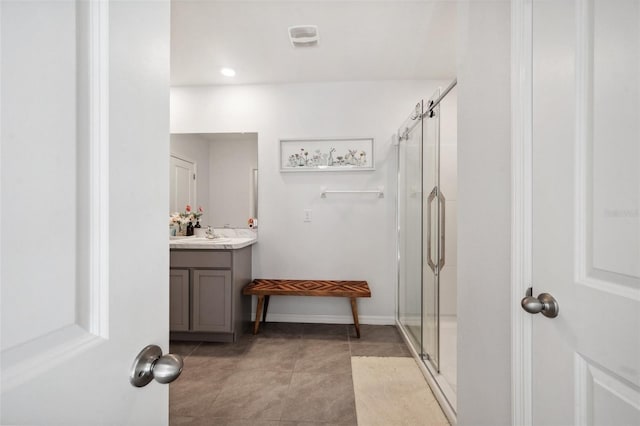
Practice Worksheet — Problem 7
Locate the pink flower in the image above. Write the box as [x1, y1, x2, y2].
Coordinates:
[198, 206, 204, 213]
[185, 205, 191, 212]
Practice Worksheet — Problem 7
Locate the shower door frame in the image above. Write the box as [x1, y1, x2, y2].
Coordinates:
[422, 87, 442, 375]
[396, 101, 425, 356]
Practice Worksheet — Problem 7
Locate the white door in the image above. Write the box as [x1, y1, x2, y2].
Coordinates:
[532, 0, 640, 424]
[1, 1, 171, 424]
[170, 155, 196, 214]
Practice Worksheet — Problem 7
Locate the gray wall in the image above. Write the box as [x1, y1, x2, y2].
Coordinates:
[457, 1, 512, 424]
[208, 134, 258, 228]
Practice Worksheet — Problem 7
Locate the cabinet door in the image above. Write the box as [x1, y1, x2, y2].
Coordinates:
[192, 269, 232, 332]
[169, 269, 190, 331]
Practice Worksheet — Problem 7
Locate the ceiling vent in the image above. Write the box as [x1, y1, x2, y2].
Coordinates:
[288, 25, 319, 47]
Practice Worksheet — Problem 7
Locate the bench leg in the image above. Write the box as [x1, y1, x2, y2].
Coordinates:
[254, 295, 265, 335]
[262, 295, 270, 323]
[350, 297, 361, 338]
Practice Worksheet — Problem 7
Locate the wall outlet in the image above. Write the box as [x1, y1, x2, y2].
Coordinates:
[303, 209, 312, 222]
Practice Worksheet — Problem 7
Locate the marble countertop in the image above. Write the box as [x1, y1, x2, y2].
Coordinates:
[169, 228, 257, 250]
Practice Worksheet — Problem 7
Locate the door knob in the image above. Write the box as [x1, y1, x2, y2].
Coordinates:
[521, 292, 559, 318]
[129, 345, 184, 387]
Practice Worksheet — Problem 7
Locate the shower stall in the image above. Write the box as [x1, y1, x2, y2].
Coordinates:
[396, 79, 458, 416]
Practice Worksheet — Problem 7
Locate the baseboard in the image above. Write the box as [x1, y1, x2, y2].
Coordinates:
[252, 313, 395, 325]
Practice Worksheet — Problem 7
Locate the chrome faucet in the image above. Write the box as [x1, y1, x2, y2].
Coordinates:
[205, 226, 214, 239]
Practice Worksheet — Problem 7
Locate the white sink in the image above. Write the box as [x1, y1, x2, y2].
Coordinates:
[197, 237, 232, 243]
[169, 235, 257, 249]
[171, 237, 232, 243]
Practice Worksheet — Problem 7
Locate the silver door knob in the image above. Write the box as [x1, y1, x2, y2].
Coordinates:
[521, 292, 559, 318]
[129, 345, 184, 387]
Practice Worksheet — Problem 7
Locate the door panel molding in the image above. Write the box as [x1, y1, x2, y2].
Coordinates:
[574, 0, 640, 300]
[1, 1, 110, 391]
[86, 0, 110, 338]
[1, 326, 102, 392]
[575, 353, 640, 424]
[579, 272, 640, 301]
[510, 0, 533, 425]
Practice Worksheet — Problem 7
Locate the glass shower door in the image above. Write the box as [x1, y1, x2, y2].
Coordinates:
[423, 89, 441, 370]
[397, 102, 423, 351]
[396, 81, 457, 414]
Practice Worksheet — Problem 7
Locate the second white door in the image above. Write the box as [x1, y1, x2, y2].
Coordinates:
[531, 0, 640, 424]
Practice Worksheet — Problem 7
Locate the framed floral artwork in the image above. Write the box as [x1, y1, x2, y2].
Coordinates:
[280, 138, 375, 172]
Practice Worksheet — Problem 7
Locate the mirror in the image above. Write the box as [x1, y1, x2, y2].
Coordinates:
[170, 132, 258, 228]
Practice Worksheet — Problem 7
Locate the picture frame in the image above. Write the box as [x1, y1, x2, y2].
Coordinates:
[280, 138, 375, 172]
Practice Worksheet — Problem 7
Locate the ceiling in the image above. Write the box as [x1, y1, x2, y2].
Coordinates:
[170, 1, 458, 86]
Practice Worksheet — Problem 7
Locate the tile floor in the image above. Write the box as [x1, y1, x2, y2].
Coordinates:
[169, 323, 411, 425]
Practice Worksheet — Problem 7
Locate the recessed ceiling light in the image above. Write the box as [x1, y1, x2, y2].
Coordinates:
[220, 68, 236, 77]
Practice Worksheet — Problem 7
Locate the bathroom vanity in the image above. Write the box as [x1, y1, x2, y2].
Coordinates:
[169, 236, 256, 343]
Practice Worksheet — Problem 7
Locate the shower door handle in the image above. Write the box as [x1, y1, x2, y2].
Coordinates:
[438, 189, 445, 269]
[426, 187, 437, 273]
[426, 187, 446, 272]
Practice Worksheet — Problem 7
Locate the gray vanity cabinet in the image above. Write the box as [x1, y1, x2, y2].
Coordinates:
[169, 269, 189, 331]
[169, 246, 251, 342]
[192, 269, 232, 332]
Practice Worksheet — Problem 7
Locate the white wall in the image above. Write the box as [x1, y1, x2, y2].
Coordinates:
[170, 133, 210, 216]
[171, 80, 449, 323]
[456, 1, 512, 425]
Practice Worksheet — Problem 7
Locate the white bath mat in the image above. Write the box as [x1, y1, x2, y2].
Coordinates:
[351, 356, 449, 426]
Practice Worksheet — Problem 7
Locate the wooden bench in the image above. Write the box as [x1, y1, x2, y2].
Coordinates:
[242, 279, 372, 338]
